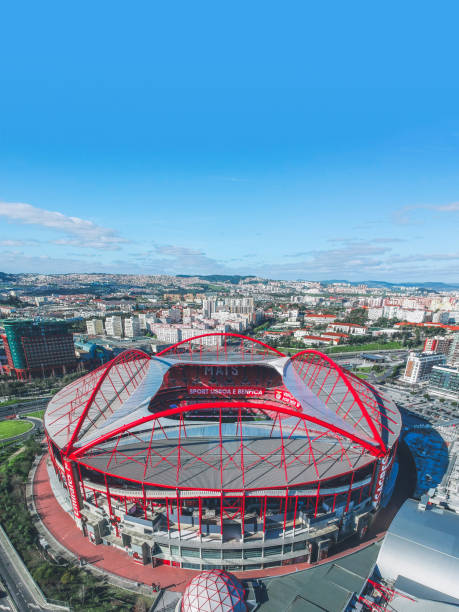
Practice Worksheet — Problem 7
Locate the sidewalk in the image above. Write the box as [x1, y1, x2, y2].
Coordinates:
[29, 455, 193, 594]
[30, 452, 404, 591]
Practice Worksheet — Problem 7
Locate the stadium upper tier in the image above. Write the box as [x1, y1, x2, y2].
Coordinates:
[44, 334, 400, 492]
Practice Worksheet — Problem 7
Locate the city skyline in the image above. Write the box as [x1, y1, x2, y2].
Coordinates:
[1, 3, 459, 281]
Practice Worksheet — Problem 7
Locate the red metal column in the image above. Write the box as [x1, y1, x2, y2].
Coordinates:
[176, 490, 181, 535]
[63, 458, 83, 528]
[104, 474, 113, 516]
[199, 497, 202, 536]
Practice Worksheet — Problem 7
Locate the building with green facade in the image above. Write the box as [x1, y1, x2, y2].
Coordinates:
[1, 319, 76, 379]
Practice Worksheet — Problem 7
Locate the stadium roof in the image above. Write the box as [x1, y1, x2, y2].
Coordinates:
[377, 499, 459, 606]
[45, 334, 400, 491]
[257, 542, 380, 612]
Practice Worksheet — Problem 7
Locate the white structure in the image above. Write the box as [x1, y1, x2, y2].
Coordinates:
[180, 570, 246, 612]
[368, 307, 384, 321]
[376, 499, 459, 607]
[327, 323, 367, 335]
[105, 315, 123, 338]
[86, 318, 104, 336]
[202, 298, 217, 318]
[124, 316, 141, 338]
[150, 324, 181, 344]
[432, 311, 450, 324]
[448, 333, 459, 367]
[180, 327, 223, 346]
[402, 351, 446, 384]
[431, 438, 459, 513]
[423, 335, 453, 356]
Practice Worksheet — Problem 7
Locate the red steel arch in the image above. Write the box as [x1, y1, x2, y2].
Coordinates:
[156, 332, 286, 359]
[65, 349, 151, 453]
[70, 400, 384, 461]
[290, 349, 386, 453]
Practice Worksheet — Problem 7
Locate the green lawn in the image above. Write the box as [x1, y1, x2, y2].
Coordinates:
[325, 341, 404, 354]
[0, 420, 33, 440]
[25, 410, 45, 420]
[0, 398, 36, 408]
[354, 373, 370, 380]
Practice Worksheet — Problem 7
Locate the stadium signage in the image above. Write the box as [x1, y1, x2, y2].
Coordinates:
[204, 366, 240, 376]
[274, 389, 301, 410]
[188, 386, 264, 397]
[372, 453, 390, 507]
[63, 458, 81, 519]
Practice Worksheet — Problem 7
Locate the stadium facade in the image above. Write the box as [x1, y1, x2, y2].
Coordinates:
[44, 333, 401, 572]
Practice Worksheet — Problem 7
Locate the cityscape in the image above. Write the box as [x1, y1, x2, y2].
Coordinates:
[0, 274, 458, 611]
[2, 2, 459, 611]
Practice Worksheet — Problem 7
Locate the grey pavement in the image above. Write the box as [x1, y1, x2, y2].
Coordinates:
[0, 525, 68, 612]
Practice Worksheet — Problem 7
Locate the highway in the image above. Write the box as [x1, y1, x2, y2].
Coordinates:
[0, 524, 67, 612]
[0, 397, 50, 421]
[0, 543, 41, 611]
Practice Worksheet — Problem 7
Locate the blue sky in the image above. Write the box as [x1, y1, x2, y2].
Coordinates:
[1, 2, 459, 281]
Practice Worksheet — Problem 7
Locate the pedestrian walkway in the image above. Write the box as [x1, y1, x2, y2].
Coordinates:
[33, 455, 193, 592]
[32, 453, 406, 593]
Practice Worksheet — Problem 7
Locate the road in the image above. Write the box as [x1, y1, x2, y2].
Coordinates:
[0, 525, 67, 612]
[0, 545, 41, 611]
[0, 397, 50, 420]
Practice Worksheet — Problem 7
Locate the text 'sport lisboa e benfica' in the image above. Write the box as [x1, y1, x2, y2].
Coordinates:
[44, 333, 401, 571]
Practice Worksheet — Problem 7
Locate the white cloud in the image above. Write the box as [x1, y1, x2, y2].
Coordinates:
[394, 201, 459, 225]
[0, 239, 39, 247]
[435, 202, 459, 212]
[0, 202, 126, 249]
[134, 244, 228, 275]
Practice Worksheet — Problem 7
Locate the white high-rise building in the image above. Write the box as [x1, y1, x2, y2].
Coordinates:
[432, 311, 450, 324]
[105, 315, 123, 338]
[138, 313, 147, 330]
[202, 299, 217, 318]
[86, 318, 104, 335]
[124, 316, 141, 338]
[402, 352, 446, 384]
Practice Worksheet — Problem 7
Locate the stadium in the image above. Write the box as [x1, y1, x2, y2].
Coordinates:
[44, 333, 401, 572]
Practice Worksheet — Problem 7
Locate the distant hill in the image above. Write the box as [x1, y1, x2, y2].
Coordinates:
[322, 280, 459, 291]
[0, 272, 19, 283]
[176, 274, 256, 284]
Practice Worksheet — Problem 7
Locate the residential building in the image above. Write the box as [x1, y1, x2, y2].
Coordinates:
[86, 318, 104, 335]
[448, 333, 459, 367]
[432, 311, 450, 324]
[327, 323, 367, 335]
[124, 316, 141, 338]
[401, 351, 446, 384]
[150, 325, 181, 344]
[105, 315, 123, 338]
[202, 298, 217, 318]
[428, 365, 459, 400]
[423, 335, 453, 356]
